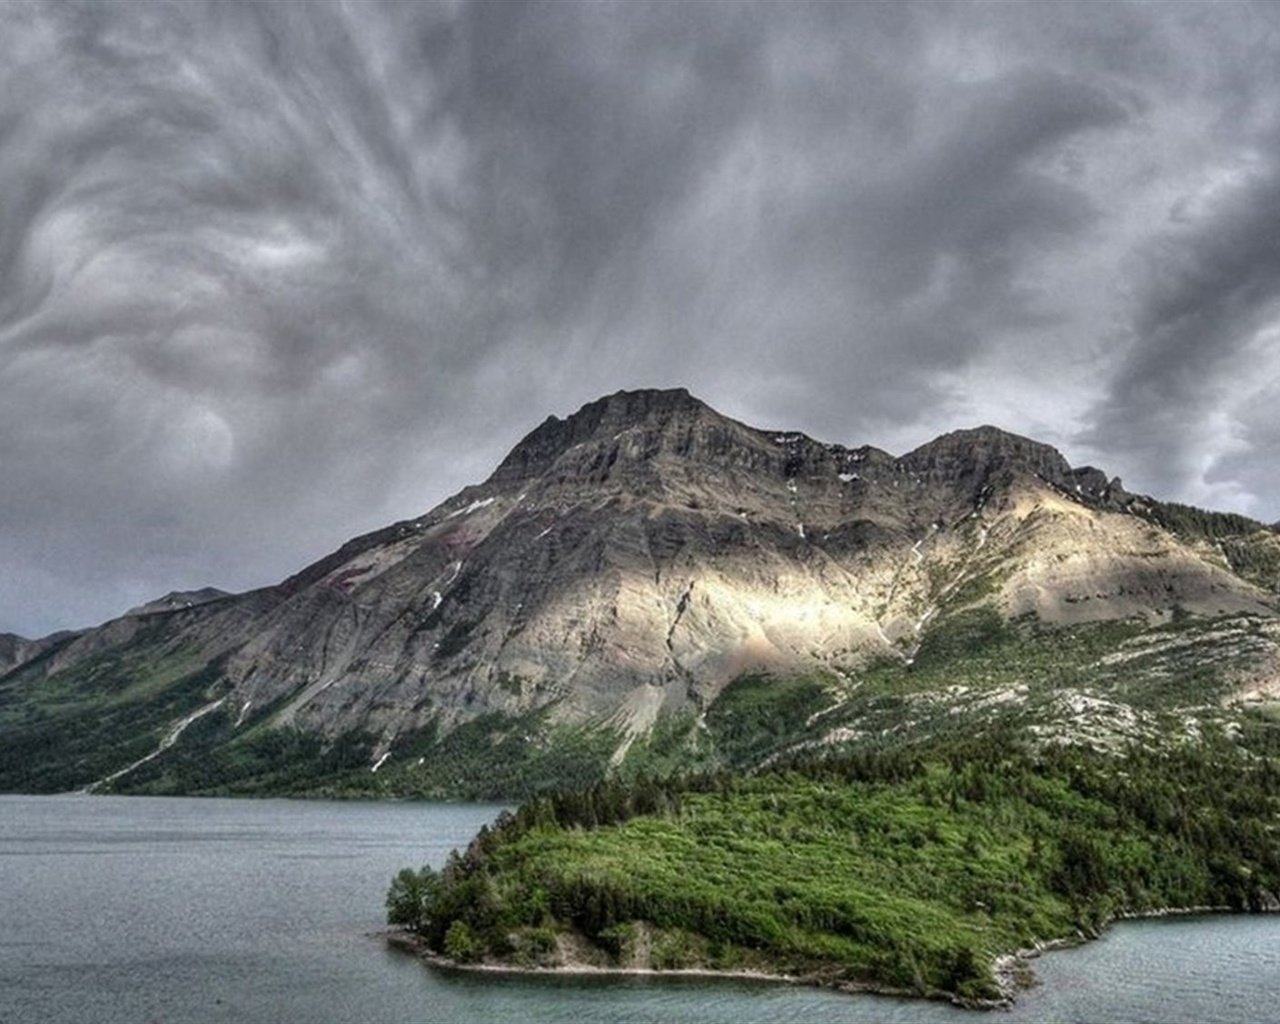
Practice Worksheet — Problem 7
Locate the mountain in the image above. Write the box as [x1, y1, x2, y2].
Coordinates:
[2, 388, 1278, 796]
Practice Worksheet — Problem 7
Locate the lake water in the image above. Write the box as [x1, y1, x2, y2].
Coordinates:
[1, 794, 1278, 1023]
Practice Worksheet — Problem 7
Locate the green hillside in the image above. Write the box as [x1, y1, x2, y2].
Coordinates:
[388, 725, 1280, 1006]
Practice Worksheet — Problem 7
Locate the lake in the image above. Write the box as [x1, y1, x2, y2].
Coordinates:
[1, 794, 1277, 1023]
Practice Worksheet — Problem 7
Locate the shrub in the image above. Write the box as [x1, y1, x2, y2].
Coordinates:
[443, 920, 484, 963]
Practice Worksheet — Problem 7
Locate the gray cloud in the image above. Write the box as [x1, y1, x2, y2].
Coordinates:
[1082, 164, 1280, 505]
[2, 0, 1280, 636]
[1074, 2, 1280, 513]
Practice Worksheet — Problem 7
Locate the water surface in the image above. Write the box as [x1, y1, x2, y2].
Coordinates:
[1, 794, 1276, 1023]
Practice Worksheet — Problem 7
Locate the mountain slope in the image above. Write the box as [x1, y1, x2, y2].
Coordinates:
[2, 388, 1277, 796]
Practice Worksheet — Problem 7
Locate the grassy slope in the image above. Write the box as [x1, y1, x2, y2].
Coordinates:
[114, 704, 622, 799]
[0, 628, 217, 793]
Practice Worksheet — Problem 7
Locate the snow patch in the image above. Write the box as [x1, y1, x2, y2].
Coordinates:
[371, 752, 391, 773]
[445, 497, 495, 520]
[838, 472, 859, 483]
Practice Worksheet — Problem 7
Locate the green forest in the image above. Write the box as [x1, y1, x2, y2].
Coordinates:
[388, 723, 1280, 1007]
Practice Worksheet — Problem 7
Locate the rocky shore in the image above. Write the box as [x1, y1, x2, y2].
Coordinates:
[382, 927, 1000, 1010]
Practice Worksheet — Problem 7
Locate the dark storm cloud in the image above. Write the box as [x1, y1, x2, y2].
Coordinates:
[1073, 2, 1280, 513]
[2, 0, 1280, 636]
[445, 1, 1137, 437]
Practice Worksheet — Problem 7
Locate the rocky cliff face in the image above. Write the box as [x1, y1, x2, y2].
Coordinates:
[2, 389, 1277, 795]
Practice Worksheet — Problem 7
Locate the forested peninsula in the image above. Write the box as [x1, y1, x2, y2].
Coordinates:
[387, 728, 1280, 1007]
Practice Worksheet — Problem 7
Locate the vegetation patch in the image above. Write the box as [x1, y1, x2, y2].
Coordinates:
[113, 714, 375, 797]
[704, 673, 832, 766]
[0, 650, 223, 793]
[617, 711, 718, 780]
[367, 710, 624, 800]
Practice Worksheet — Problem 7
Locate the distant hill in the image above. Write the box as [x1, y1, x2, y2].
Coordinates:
[0, 633, 33, 676]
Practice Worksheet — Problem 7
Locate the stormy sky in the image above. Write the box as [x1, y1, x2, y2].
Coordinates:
[4, 0, 1280, 637]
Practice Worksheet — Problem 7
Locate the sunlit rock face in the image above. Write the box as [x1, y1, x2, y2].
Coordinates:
[8, 389, 1278, 763]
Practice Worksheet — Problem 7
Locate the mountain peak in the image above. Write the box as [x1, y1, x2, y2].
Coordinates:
[550, 388, 712, 437]
[488, 388, 721, 484]
[581, 386, 700, 416]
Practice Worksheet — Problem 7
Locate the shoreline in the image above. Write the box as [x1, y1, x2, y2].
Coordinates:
[382, 928, 803, 986]
[381, 927, 987, 1009]
[983, 903, 1279, 1008]
[382, 904, 1272, 1012]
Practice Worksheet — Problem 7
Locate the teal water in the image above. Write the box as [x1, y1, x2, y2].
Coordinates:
[1, 794, 1277, 1023]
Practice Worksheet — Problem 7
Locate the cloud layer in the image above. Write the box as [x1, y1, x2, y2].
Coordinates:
[3, 0, 1280, 635]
